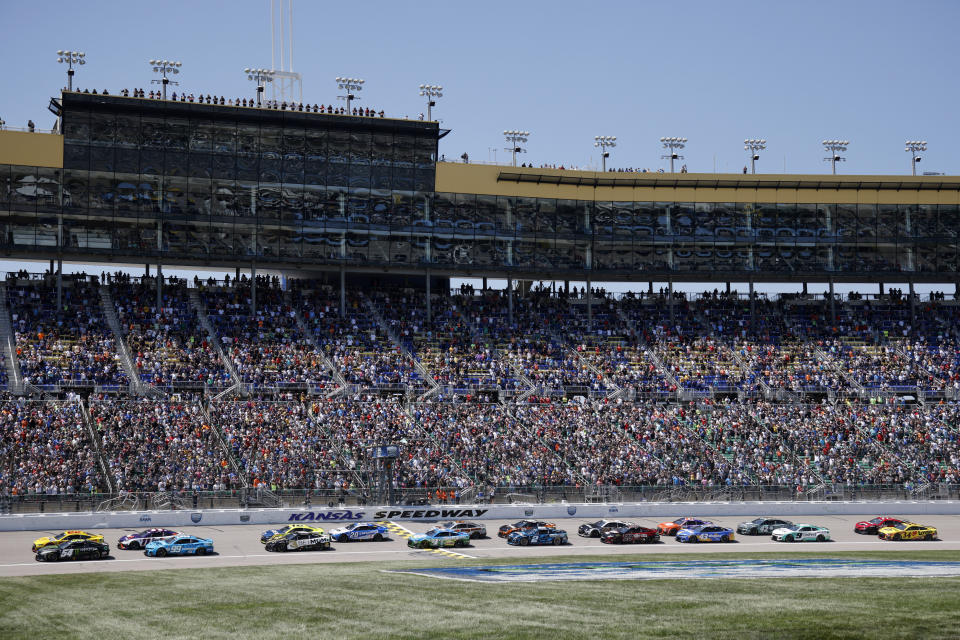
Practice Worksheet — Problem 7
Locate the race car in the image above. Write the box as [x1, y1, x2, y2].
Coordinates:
[144, 534, 214, 557]
[507, 526, 569, 546]
[657, 517, 712, 536]
[407, 527, 471, 549]
[877, 522, 938, 541]
[328, 522, 388, 542]
[440, 521, 487, 539]
[117, 528, 181, 550]
[601, 525, 660, 544]
[736, 517, 793, 536]
[771, 523, 830, 542]
[676, 524, 735, 543]
[36, 539, 110, 562]
[32, 530, 105, 552]
[854, 516, 904, 535]
[260, 524, 326, 544]
[265, 530, 332, 552]
[498, 520, 555, 538]
[577, 519, 632, 538]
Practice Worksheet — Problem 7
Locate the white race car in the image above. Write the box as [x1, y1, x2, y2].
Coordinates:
[771, 523, 831, 542]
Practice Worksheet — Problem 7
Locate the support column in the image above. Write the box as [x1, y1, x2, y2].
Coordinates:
[726, 281, 731, 295]
[829, 280, 836, 324]
[235, 267, 240, 281]
[156, 263, 163, 311]
[507, 278, 514, 324]
[145, 264, 150, 277]
[668, 279, 674, 326]
[648, 281, 653, 295]
[955, 282, 959, 300]
[339, 267, 346, 317]
[749, 281, 755, 330]
[909, 281, 916, 325]
[49, 259, 54, 274]
[565, 280, 570, 295]
[56, 259, 62, 311]
[879, 282, 884, 298]
[586, 277, 592, 332]
[251, 264, 257, 317]
[425, 272, 432, 323]
[482, 277, 487, 291]
[802, 282, 808, 296]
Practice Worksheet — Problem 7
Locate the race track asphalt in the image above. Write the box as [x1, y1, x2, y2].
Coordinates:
[4, 513, 960, 578]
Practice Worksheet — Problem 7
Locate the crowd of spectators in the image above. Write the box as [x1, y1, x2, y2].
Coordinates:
[8, 275, 127, 388]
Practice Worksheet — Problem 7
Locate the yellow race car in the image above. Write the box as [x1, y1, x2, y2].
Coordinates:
[259, 524, 326, 544]
[32, 530, 105, 552]
[877, 522, 937, 541]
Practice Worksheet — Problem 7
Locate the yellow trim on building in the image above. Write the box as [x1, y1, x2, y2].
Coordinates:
[0, 131, 63, 169]
[435, 162, 960, 206]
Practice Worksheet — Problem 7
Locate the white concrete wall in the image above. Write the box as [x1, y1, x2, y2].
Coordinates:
[2, 501, 959, 532]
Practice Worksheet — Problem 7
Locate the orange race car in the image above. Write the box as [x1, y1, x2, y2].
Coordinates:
[656, 517, 713, 536]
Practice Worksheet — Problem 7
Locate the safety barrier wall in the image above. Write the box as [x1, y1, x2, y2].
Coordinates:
[2, 501, 960, 532]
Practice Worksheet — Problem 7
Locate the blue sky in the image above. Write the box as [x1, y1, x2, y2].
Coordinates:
[2, 0, 957, 175]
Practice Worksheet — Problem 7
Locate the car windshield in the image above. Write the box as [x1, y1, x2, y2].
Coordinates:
[425, 528, 440, 536]
[53, 532, 68, 539]
[672, 519, 685, 524]
[868, 518, 883, 524]
[891, 523, 908, 530]
[784, 525, 800, 531]
[751, 518, 766, 524]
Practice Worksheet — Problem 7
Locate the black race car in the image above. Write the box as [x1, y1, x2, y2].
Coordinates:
[736, 517, 794, 536]
[36, 539, 110, 562]
[498, 520, 555, 538]
[601, 525, 660, 544]
[578, 519, 632, 538]
[264, 530, 332, 552]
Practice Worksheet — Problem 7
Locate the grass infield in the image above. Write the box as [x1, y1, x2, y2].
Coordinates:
[1, 550, 959, 639]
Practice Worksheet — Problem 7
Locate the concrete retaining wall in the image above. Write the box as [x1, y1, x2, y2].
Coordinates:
[2, 501, 959, 532]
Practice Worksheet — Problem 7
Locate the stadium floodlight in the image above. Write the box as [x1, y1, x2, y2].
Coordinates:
[245, 68, 275, 106]
[56, 50, 85, 92]
[149, 59, 182, 101]
[744, 139, 766, 174]
[594, 135, 617, 172]
[503, 130, 530, 167]
[905, 140, 928, 176]
[419, 84, 443, 121]
[336, 77, 364, 113]
[822, 139, 849, 175]
[660, 136, 687, 173]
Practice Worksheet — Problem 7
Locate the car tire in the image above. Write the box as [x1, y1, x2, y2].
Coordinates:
[894, 534, 901, 541]
[419, 541, 430, 549]
[786, 535, 795, 542]
[156, 548, 167, 557]
[520, 537, 529, 546]
[196, 547, 206, 556]
[689, 536, 698, 543]
[591, 530, 600, 538]
[100, 550, 108, 559]
[373, 533, 383, 542]
[816, 534, 825, 542]
[129, 541, 140, 550]
[721, 535, 730, 543]
[552, 537, 562, 546]
[924, 534, 933, 541]
[338, 535, 348, 543]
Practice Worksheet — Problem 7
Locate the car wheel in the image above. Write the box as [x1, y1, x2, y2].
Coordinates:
[924, 533, 933, 541]
[689, 536, 698, 544]
[129, 541, 140, 550]
[196, 547, 206, 556]
[156, 548, 167, 557]
[786, 535, 795, 542]
[470, 532, 479, 539]
[373, 533, 383, 542]
[323, 542, 331, 550]
[420, 541, 430, 549]
[816, 534, 825, 542]
[520, 537, 529, 546]
[100, 550, 108, 559]
[338, 535, 348, 543]
[894, 534, 901, 541]
[35, 555, 43, 562]
[591, 530, 600, 538]
[721, 535, 730, 543]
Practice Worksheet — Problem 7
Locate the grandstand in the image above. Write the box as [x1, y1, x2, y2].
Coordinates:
[1, 87, 960, 513]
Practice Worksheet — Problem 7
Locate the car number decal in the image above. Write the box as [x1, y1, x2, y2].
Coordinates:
[171, 545, 181, 553]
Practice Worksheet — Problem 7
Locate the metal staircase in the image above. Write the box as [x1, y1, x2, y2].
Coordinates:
[290, 305, 348, 397]
[187, 288, 242, 394]
[198, 400, 249, 489]
[98, 285, 150, 395]
[300, 399, 367, 491]
[77, 397, 116, 493]
[0, 282, 23, 394]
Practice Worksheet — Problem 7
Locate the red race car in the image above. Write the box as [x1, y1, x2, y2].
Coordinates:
[601, 525, 660, 544]
[854, 516, 904, 535]
[657, 517, 712, 536]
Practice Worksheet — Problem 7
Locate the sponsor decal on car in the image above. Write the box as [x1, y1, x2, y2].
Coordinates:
[372, 508, 489, 520]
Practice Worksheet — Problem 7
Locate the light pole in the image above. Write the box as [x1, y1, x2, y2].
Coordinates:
[419, 84, 442, 121]
[822, 139, 849, 175]
[245, 68, 275, 106]
[336, 77, 364, 113]
[149, 59, 181, 100]
[56, 50, 85, 92]
[905, 140, 927, 176]
[594, 136, 616, 172]
[660, 136, 687, 172]
[503, 130, 529, 167]
[744, 139, 766, 174]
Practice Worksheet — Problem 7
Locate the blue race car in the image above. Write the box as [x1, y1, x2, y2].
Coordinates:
[407, 527, 471, 549]
[675, 524, 735, 543]
[507, 526, 568, 546]
[328, 522, 388, 542]
[144, 534, 214, 557]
